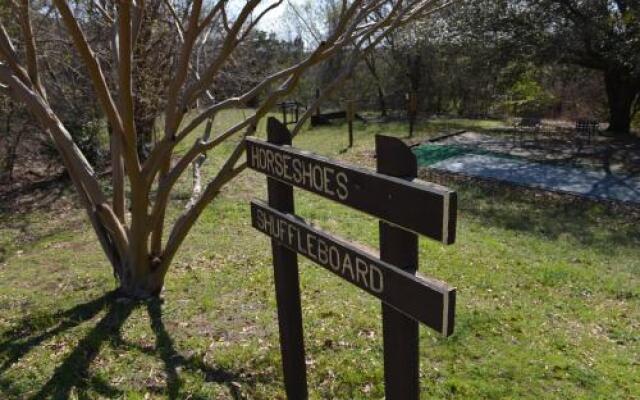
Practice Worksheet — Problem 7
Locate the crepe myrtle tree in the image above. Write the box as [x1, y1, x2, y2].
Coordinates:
[0, 0, 448, 298]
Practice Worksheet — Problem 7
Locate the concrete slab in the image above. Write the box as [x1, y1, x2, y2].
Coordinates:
[430, 154, 640, 204]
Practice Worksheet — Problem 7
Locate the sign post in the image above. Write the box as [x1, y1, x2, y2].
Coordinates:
[408, 92, 418, 138]
[377, 135, 420, 399]
[247, 118, 457, 398]
[265, 118, 308, 399]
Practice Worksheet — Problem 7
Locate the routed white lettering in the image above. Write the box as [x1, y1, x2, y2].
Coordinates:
[277, 219, 287, 241]
[329, 247, 340, 271]
[256, 209, 265, 230]
[302, 162, 313, 186]
[287, 224, 296, 245]
[317, 239, 328, 264]
[306, 234, 317, 259]
[250, 144, 259, 168]
[342, 254, 355, 279]
[283, 154, 292, 180]
[266, 150, 275, 174]
[296, 228, 305, 253]
[292, 158, 302, 183]
[369, 264, 384, 293]
[312, 165, 324, 191]
[259, 148, 267, 169]
[323, 167, 335, 195]
[274, 153, 284, 176]
[355, 258, 369, 288]
[336, 172, 349, 200]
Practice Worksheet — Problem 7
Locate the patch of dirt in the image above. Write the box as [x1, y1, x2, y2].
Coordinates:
[0, 172, 72, 214]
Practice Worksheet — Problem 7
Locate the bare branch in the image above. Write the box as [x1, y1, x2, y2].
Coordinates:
[162, 0, 186, 41]
[117, 1, 138, 162]
[239, 0, 284, 42]
[180, 0, 262, 108]
[53, 0, 142, 181]
[16, 0, 46, 99]
[91, 0, 115, 23]
[0, 23, 32, 86]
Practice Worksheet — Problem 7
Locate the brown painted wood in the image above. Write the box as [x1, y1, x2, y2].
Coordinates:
[347, 100, 355, 148]
[265, 118, 308, 399]
[245, 137, 457, 244]
[250, 200, 455, 335]
[377, 134, 420, 400]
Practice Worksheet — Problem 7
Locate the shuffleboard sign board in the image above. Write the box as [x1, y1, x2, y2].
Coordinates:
[245, 137, 457, 244]
[251, 200, 456, 336]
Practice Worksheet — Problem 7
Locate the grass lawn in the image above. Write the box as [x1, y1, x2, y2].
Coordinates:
[0, 112, 638, 399]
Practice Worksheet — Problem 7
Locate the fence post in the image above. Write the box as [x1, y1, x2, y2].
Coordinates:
[347, 100, 355, 148]
[266, 117, 308, 399]
[408, 92, 418, 138]
[280, 103, 288, 125]
[376, 135, 420, 400]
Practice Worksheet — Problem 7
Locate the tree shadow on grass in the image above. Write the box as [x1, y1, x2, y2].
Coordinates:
[455, 181, 640, 253]
[29, 294, 135, 400]
[0, 293, 114, 375]
[142, 299, 244, 400]
[0, 292, 248, 399]
[0, 172, 69, 215]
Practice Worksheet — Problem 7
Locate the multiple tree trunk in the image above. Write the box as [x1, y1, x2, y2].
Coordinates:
[0, 0, 445, 298]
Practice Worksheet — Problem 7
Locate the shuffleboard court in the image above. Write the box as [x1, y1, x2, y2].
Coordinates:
[429, 154, 640, 204]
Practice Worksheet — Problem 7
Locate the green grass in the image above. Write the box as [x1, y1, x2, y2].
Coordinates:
[0, 112, 638, 399]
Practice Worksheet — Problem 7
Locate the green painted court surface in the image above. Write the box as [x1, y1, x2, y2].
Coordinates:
[413, 144, 511, 166]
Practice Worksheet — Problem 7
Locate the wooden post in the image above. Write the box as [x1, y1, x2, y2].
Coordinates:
[376, 135, 420, 400]
[408, 92, 418, 138]
[347, 100, 355, 148]
[281, 103, 288, 126]
[266, 117, 308, 399]
[315, 88, 321, 117]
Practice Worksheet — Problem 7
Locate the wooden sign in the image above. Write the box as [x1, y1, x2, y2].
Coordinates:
[251, 200, 455, 335]
[245, 137, 457, 244]
[248, 118, 458, 400]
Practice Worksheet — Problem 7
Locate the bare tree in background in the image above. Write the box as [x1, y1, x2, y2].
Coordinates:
[0, 0, 448, 298]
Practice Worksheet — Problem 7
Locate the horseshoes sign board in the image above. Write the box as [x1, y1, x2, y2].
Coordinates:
[245, 137, 457, 244]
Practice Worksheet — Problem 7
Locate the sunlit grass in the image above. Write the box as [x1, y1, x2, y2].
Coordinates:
[0, 110, 638, 399]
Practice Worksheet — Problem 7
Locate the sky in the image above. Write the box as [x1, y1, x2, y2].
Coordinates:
[228, 0, 307, 39]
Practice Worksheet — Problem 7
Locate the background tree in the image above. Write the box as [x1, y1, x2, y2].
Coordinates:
[452, 0, 639, 133]
[0, 0, 446, 298]
[545, 0, 640, 133]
